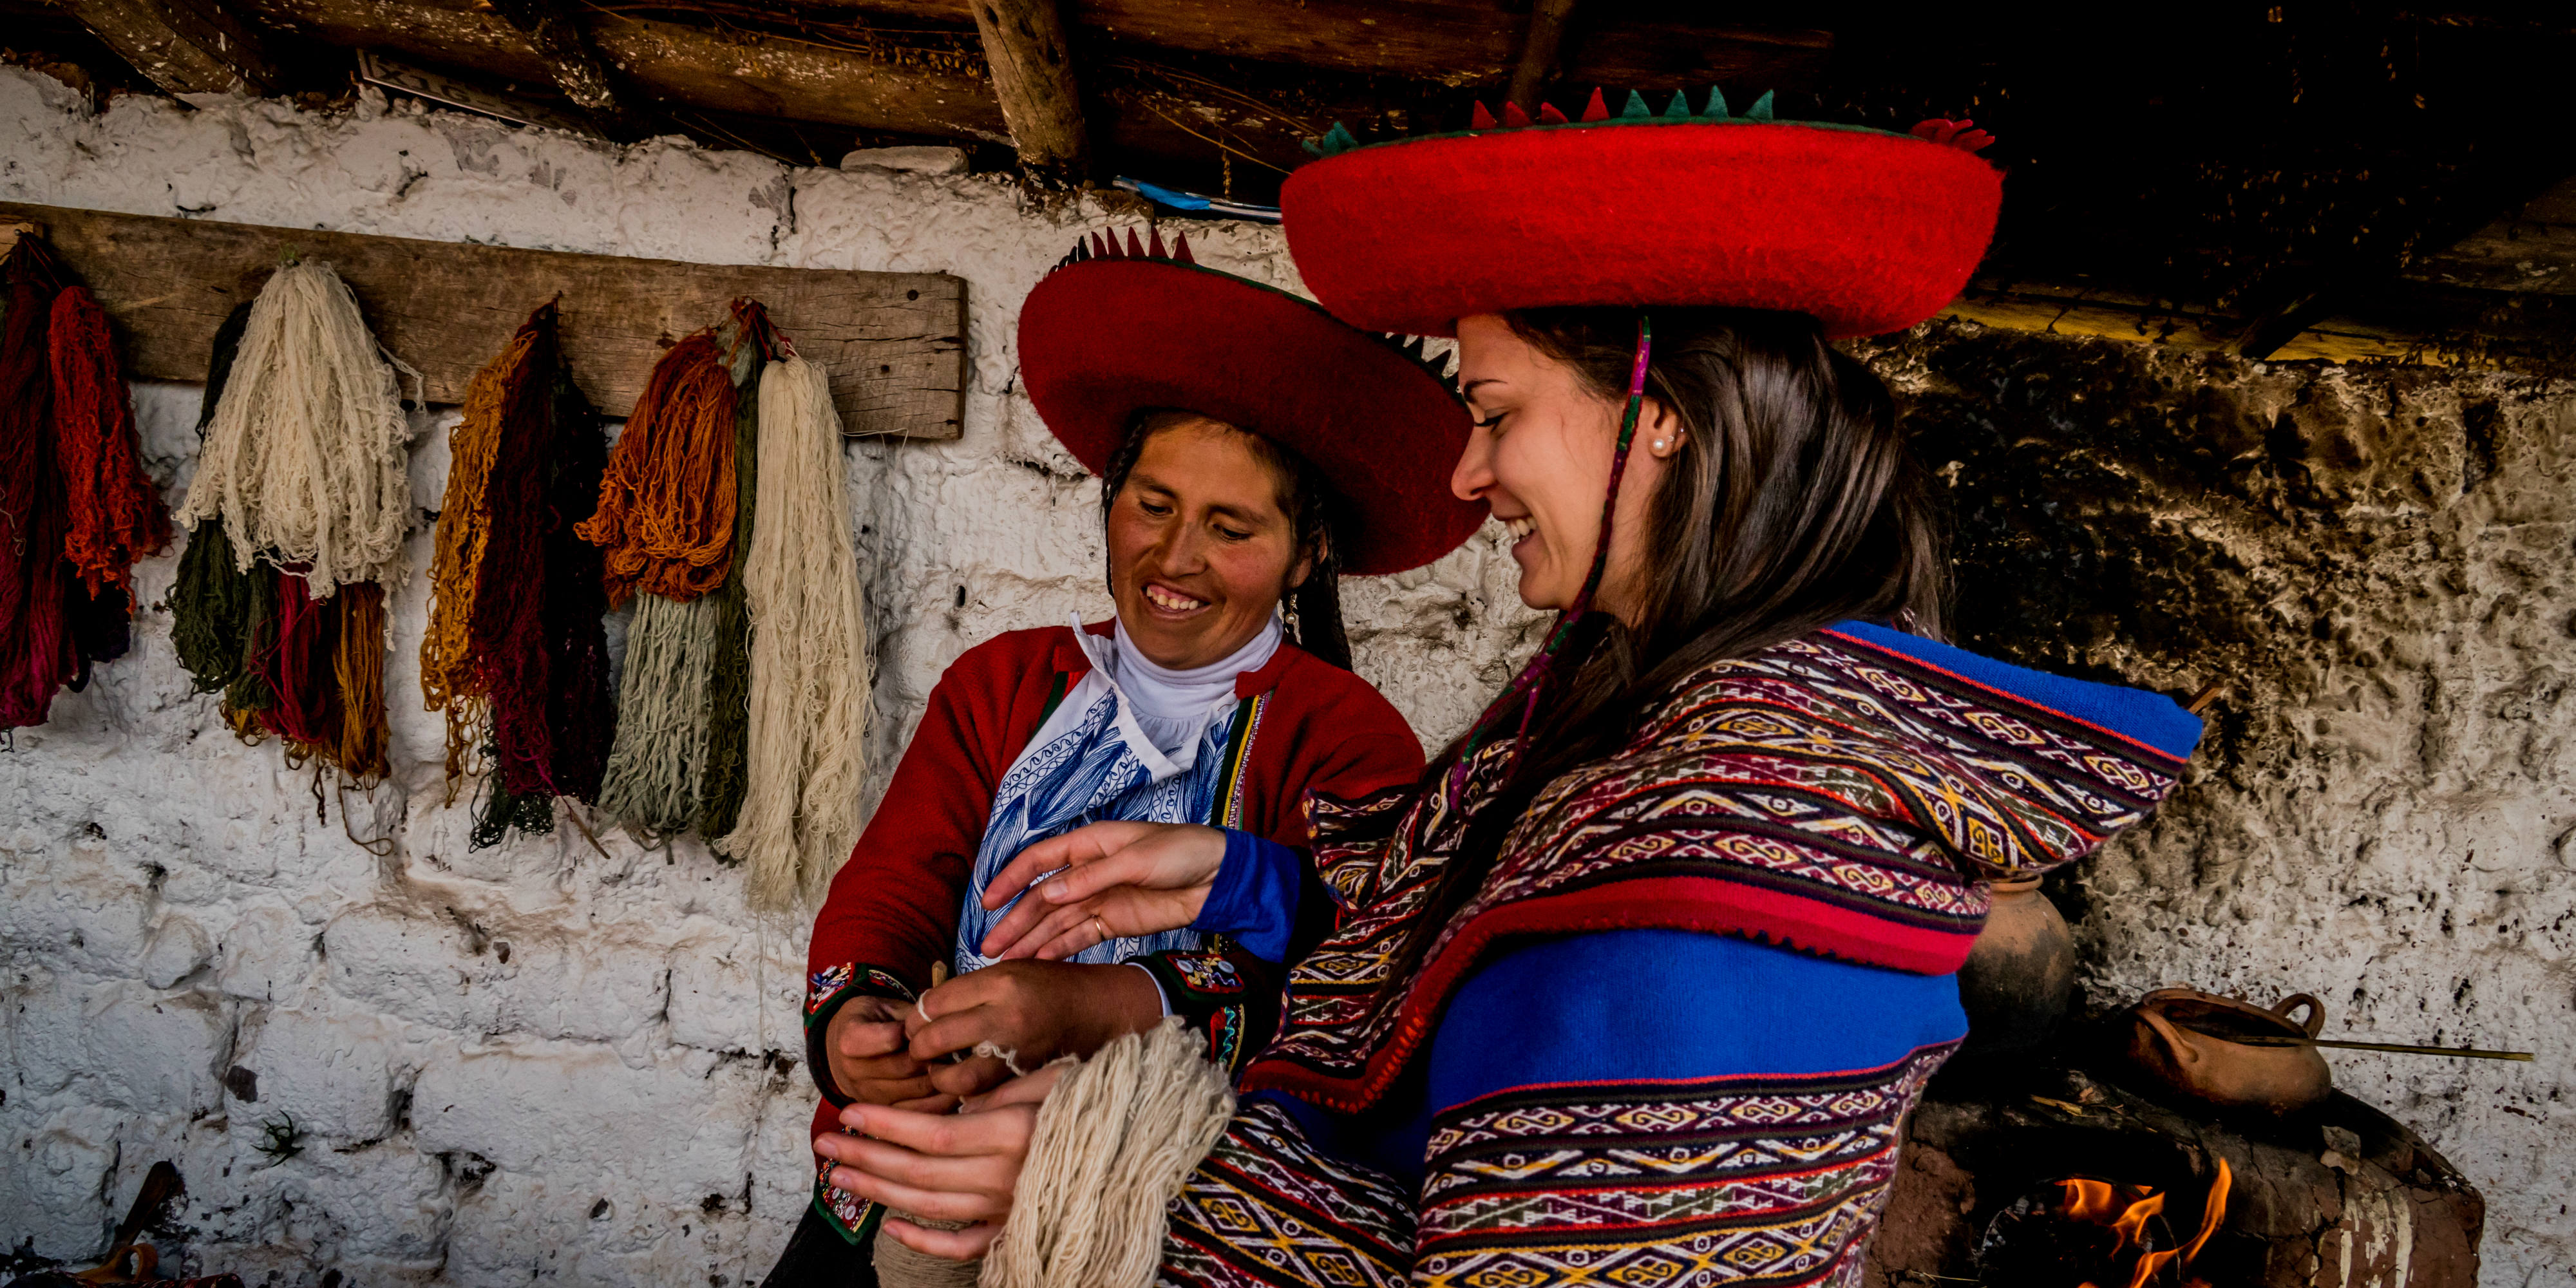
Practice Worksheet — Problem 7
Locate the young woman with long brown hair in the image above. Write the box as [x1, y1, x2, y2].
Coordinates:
[810, 104, 2206, 1286]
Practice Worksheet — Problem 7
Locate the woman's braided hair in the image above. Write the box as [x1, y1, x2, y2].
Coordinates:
[1099, 409, 1352, 670]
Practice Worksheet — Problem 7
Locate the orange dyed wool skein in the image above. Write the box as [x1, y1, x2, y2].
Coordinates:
[576, 332, 736, 605]
[48, 286, 171, 598]
[422, 310, 546, 782]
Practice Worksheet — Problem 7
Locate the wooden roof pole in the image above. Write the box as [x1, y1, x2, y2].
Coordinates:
[972, 0, 1091, 182]
[1507, 0, 1580, 114]
[486, 0, 647, 140]
[59, 0, 286, 97]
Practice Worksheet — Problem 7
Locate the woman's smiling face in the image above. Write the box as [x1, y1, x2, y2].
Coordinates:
[1449, 314, 1676, 619]
[1106, 417, 1309, 669]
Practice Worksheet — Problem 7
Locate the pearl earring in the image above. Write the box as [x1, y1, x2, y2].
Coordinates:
[1653, 437, 1669, 450]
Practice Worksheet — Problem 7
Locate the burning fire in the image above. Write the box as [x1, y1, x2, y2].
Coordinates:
[2056, 1158, 2231, 1288]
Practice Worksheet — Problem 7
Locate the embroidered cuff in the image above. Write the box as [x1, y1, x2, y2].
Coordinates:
[1191, 829, 1302, 961]
[1133, 943, 1280, 1075]
[802, 961, 915, 1108]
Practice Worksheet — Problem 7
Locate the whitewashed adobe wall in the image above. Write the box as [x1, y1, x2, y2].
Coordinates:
[0, 66, 2568, 1287]
[0, 66, 1540, 1287]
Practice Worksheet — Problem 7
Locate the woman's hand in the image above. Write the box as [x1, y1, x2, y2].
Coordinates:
[978, 821, 1229, 960]
[815, 1062, 1070, 1260]
[824, 996, 956, 1112]
[905, 960, 1160, 1099]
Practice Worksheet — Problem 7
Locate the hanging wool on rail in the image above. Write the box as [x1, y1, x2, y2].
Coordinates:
[170, 257, 417, 785]
[0, 231, 171, 732]
[715, 349, 872, 910]
[583, 315, 752, 834]
[169, 303, 260, 700]
[178, 259, 419, 598]
[421, 300, 618, 846]
[696, 303, 770, 840]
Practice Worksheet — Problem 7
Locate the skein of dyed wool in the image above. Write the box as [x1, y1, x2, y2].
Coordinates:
[170, 303, 261, 695]
[457, 304, 616, 845]
[696, 301, 774, 839]
[524, 365, 616, 800]
[330, 582, 392, 783]
[716, 354, 873, 909]
[583, 328, 741, 834]
[596, 592, 722, 831]
[49, 285, 171, 603]
[423, 304, 549, 786]
[178, 260, 420, 599]
[576, 332, 736, 605]
[250, 566, 340, 755]
[0, 236, 77, 730]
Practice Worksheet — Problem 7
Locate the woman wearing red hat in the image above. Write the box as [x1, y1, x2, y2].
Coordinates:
[814, 97, 2204, 1286]
[768, 231, 1484, 1282]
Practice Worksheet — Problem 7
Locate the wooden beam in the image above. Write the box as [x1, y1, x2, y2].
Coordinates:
[2, 201, 967, 439]
[483, 0, 646, 138]
[969, 0, 1090, 179]
[356, 50, 595, 136]
[2403, 175, 2576, 295]
[58, 0, 287, 96]
[1506, 0, 1578, 112]
[242, 0, 1016, 144]
[860, 0, 1832, 91]
[1939, 283, 2472, 367]
[231, 0, 1808, 175]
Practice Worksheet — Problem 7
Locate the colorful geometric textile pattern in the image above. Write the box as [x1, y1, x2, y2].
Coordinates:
[1410, 1046, 1953, 1288]
[800, 961, 913, 1244]
[1242, 623, 2197, 1112]
[1159, 1099, 1415, 1288]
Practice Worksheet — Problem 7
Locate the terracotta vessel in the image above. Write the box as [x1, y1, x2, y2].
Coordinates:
[1956, 876, 2076, 1056]
[2120, 988, 2333, 1113]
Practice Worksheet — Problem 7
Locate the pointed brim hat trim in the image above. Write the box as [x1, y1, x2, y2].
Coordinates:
[1018, 247, 1486, 576]
[1279, 117, 2003, 339]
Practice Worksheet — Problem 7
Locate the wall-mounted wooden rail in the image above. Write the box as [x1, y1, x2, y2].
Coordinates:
[1, 202, 967, 439]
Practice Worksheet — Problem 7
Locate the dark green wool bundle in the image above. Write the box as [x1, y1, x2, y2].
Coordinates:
[170, 303, 261, 695]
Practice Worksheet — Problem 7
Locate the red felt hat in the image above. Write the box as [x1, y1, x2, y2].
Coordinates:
[1018, 230, 1485, 576]
[1279, 92, 2003, 339]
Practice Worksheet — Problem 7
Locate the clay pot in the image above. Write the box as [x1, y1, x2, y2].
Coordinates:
[1957, 876, 2076, 1056]
[2119, 989, 2333, 1114]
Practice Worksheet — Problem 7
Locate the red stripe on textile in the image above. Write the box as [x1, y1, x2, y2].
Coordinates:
[1242, 877, 1972, 1112]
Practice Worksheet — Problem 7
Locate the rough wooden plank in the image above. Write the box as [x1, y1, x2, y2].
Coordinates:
[59, 0, 287, 95]
[971, 0, 1090, 178]
[0, 202, 966, 439]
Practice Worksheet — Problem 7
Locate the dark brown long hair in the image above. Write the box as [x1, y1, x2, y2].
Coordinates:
[1367, 305, 1949, 1013]
[1099, 408, 1351, 668]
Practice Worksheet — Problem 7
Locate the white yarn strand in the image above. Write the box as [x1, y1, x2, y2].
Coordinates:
[177, 260, 421, 597]
[978, 1019, 1236, 1288]
[715, 355, 873, 910]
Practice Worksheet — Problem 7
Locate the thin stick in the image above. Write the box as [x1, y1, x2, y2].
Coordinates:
[2233, 1034, 2533, 1061]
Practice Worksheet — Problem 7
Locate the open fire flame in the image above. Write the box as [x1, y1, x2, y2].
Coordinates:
[2056, 1158, 2232, 1288]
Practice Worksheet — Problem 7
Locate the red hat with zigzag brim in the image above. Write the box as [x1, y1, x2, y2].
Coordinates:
[1018, 231, 1485, 576]
[1279, 94, 2004, 339]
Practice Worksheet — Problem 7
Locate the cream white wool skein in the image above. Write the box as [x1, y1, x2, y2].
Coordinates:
[978, 1018, 1236, 1288]
[714, 353, 872, 909]
[178, 260, 420, 597]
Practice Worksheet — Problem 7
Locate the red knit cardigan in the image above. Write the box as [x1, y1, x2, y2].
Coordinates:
[797, 621, 1421, 1238]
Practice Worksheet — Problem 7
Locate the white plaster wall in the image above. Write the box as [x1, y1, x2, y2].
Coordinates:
[0, 68, 2566, 1286]
[0, 68, 1539, 1285]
